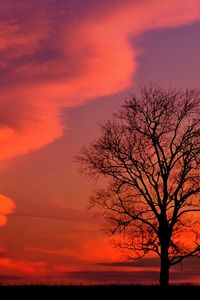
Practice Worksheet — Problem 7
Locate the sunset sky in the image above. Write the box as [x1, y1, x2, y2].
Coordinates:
[0, 0, 200, 285]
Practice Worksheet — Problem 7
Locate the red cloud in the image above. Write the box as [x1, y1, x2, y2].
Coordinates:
[0, 0, 200, 161]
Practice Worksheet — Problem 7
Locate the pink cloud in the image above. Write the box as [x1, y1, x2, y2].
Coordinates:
[0, 0, 200, 161]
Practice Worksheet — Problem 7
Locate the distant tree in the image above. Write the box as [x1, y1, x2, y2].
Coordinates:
[77, 84, 200, 287]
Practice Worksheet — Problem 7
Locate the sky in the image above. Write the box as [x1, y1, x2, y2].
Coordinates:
[0, 0, 200, 285]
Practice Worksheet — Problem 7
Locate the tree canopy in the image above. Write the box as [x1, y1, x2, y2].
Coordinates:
[77, 84, 200, 286]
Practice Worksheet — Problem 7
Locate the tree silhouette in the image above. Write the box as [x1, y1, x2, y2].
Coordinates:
[77, 84, 200, 287]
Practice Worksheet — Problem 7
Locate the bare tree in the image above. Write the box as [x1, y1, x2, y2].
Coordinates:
[77, 84, 200, 286]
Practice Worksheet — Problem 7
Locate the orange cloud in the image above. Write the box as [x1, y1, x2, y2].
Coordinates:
[81, 236, 123, 264]
[0, 194, 15, 226]
[0, 0, 200, 161]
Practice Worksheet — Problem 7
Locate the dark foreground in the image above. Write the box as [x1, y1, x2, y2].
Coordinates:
[1, 284, 200, 298]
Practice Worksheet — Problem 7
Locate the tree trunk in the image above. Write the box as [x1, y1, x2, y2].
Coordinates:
[159, 209, 170, 287]
[159, 244, 169, 287]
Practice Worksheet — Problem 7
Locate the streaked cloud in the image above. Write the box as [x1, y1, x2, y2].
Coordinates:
[64, 269, 200, 284]
[0, 258, 46, 276]
[12, 206, 97, 225]
[0, 0, 200, 161]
